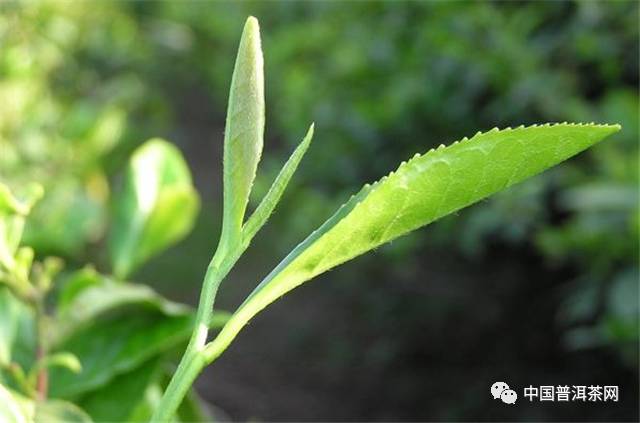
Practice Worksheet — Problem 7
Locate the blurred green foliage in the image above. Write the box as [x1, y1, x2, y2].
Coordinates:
[0, 1, 167, 258]
[0, 0, 637, 420]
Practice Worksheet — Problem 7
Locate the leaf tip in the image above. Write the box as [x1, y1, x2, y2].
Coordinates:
[242, 16, 262, 52]
[306, 122, 315, 140]
[244, 16, 260, 33]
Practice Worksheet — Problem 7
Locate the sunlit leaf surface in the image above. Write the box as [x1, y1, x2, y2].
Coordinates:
[208, 123, 621, 358]
[109, 139, 199, 279]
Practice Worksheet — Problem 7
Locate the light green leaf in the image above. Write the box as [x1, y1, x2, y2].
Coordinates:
[220, 16, 265, 251]
[0, 383, 34, 423]
[0, 182, 43, 273]
[109, 139, 200, 279]
[0, 385, 90, 423]
[28, 352, 81, 388]
[0, 183, 43, 216]
[206, 123, 621, 360]
[242, 123, 314, 245]
[22, 176, 107, 257]
[35, 400, 92, 423]
[12, 247, 34, 286]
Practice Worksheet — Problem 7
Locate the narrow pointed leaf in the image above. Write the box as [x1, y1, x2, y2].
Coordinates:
[206, 123, 620, 360]
[242, 123, 314, 245]
[220, 16, 265, 250]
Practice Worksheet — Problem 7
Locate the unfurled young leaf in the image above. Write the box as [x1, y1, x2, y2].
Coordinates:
[220, 16, 265, 251]
[205, 123, 620, 360]
[242, 123, 314, 246]
[109, 139, 199, 279]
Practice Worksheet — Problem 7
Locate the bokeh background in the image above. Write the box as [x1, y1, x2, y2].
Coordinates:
[1, 0, 638, 421]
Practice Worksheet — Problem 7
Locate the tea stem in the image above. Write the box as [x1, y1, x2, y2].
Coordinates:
[152, 245, 242, 422]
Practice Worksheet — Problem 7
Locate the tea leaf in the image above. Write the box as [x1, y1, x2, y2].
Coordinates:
[52, 268, 188, 345]
[48, 312, 194, 398]
[49, 271, 229, 398]
[109, 139, 199, 279]
[207, 123, 620, 360]
[242, 123, 314, 245]
[220, 16, 265, 251]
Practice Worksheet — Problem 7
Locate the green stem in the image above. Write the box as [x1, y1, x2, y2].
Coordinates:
[151, 348, 204, 421]
[152, 245, 242, 422]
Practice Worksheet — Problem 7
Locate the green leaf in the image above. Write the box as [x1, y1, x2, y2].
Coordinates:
[52, 268, 188, 346]
[49, 270, 190, 397]
[206, 123, 621, 360]
[49, 269, 230, 399]
[242, 123, 314, 246]
[109, 139, 200, 279]
[35, 400, 92, 423]
[0, 287, 35, 369]
[48, 310, 195, 399]
[220, 16, 265, 251]
[78, 357, 161, 423]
